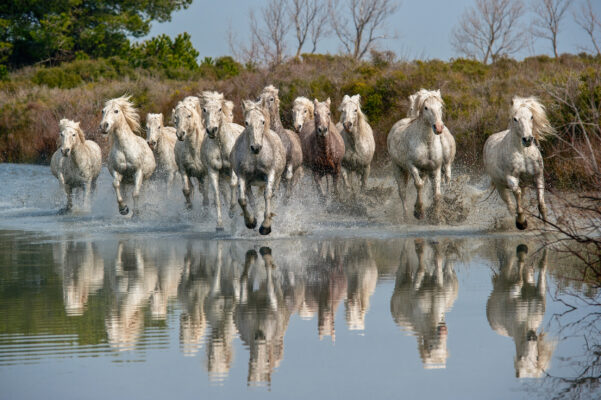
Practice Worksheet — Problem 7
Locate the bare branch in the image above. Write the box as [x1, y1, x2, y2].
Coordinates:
[329, 0, 400, 60]
[288, 0, 329, 57]
[451, 0, 526, 64]
[531, 0, 573, 58]
[574, 0, 601, 55]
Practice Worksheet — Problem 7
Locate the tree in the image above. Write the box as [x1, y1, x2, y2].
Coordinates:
[574, 0, 601, 55]
[130, 33, 199, 77]
[0, 0, 192, 68]
[329, 0, 400, 60]
[288, 0, 330, 57]
[531, 0, 573, 58]
[451, 0, 525, 64]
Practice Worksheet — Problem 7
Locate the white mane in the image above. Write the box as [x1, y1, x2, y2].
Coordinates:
[413, 89, 444, 120]
[104, 95, 140, 133]
[510, 96, 554, 141]
[293, 96, 314, 115]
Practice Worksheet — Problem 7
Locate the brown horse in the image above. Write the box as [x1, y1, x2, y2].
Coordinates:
[299, 98, 345, 198]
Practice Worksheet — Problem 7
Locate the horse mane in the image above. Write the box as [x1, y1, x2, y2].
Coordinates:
[293, 96, 314, 117]
[105, 95, 140, 133]
[339, 94, 367, 123]
[407, 89, 430, 118]
[511, 96, 554, 141]
[223, 100, 234, 123]
[59, 118, 86, 143]
[201, 91, 225, 106]
[412, 89, 444, 120]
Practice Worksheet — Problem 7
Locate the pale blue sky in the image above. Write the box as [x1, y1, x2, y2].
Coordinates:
[148, 0, 601, 61]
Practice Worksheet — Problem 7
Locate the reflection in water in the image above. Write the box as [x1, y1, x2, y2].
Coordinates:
[54, 241, 104, 316]
[3, 233, 588, 394]
[106, 242, 158, 351]
[390, 239, 458, 369]
[486, 243, 555, 378]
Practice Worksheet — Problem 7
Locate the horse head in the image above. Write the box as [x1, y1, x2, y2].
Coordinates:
[292, 97, 314, 133]
[242, 99, 270, 154]
[314, 98, 332, 137]
[58, 119, 85, 157]
[100, 95, 139, 136]
[173, 97, 201, 141]
[339, 94, 362, 132]
[416, 89, 445, 135]
[145, 113, 164, 150]
[201, 91, 226, 139]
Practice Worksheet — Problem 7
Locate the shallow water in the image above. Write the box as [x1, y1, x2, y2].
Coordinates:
[0, 164, 599, 400]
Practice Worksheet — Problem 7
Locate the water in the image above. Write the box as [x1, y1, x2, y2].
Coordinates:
[0, 164, 599, 400]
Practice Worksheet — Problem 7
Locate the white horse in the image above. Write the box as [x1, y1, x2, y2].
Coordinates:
[201, 91, 244, 231]
[291, 96, 315, 134]
[145, 113, 178, 185]
[392, 89, 456, 183]
[51, 119, 102, 213]
[388, 89, 446, 220]
[336, 94, 375, 192]
[259, 85, 303, 199]
[231, 99, 286, 235]
[100, 96, 156, 216]
[483, 96, 553, 230]
[173, 96, 209, 209]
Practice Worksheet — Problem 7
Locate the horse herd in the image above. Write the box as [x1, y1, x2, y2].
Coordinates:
[51, 85, 554, 234]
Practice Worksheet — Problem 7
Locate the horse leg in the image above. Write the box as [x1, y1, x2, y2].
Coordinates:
[361, 164, 370, 192]
[430, 168, 442, 222]
[83, 179, 93, 210]
[58, 184, 73, 214]
[209, 169, 223, 231]
[332, 170, 341, 199]
[229, 172, 238, 218]
[444, 161, 452, 185]
[259, 171, 276, 235]
[112, 171, 129, 215]
[536, 174, 547, 223]
[287, 166, 302, 201]
[181, 173, 193, 210]
[313, 172, 326, 199]
[132, 169, 144, 217]
[341, 167, 351, 193]
[410, 166, 425, 220]
[238, 177, 256, 229]
[507, 177, 526, 230]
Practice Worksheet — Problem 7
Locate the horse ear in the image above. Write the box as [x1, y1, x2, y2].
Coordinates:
[326, 98, 331, 107]
[342, 94, 350, 102]
[313, 99, 319, 107]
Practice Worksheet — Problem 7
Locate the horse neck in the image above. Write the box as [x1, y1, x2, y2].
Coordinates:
[505, 127, 526, 154]
[112, 121, 136, 147]
[416, 117, 435, 144]
[270, 108, 284, 132]
[70, 139, 88, 167]
[185, 115, 204, 150]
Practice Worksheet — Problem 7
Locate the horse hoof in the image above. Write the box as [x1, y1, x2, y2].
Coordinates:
[185, 203, 192, 211]
[228, 209, 236, 219]
[259, 225, 272, 235]
[245, 219, 257, 230]
[119, 205, 129, 215]
[413, 209, 424, 220]
[216, 226, 224, 232]
[516, 218, 528, 230]
[259, 247, 271, 256]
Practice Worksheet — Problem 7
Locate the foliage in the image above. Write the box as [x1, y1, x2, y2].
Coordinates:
[129, 33, 199, 79]
[0, 0, 192, 68]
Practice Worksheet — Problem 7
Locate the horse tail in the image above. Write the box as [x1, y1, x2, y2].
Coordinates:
[479, 184, 496, 203]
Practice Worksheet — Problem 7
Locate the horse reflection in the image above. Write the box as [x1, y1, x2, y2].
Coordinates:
[55, 241, 104, 316]
[235, 248, 292, 386]
[302, 241, 347, 341]
[147, 245, 183, 320]
[486, 244, 554, 378]
[106, 241, 158, 351]
[204, 242, 243, 381]
[390, 239, 458, 369]
[178, 243, 212, 356]
[343, 241, 378, 331]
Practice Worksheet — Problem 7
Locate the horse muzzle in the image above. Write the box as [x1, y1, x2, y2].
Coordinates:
[317, 126, 328, 136]
[343, 122, 353, 131]
[522, 137, 533, 147]
[295, 123, 302, 133]
[176, 132, 186, 141]
[147, 141, 156, 150]
[250, 145, 262, 154]
[432, 123, 444, 135]
[61, 148, 71, 157]
[206, 127, 218, 139]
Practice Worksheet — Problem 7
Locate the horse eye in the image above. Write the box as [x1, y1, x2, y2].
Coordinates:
[114, 109, 118, 114]
[101, 110, 105, 115]
[219, 108, 222, 112]
[245, 121, 249, 126]
[270, 97, 274, 102]
[513, 117, 518, 122]
[202, 108, 207, 113]
[262, 120, 265, 125]
[72, 133, 76, 137]
[304, 110, 307, 114]
[424, 106, 428, 111]
[531, 116, 533, 120]
[354, 109, 358, 113]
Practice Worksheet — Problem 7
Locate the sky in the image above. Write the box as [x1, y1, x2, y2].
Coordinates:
[147, 0, 601, 61]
